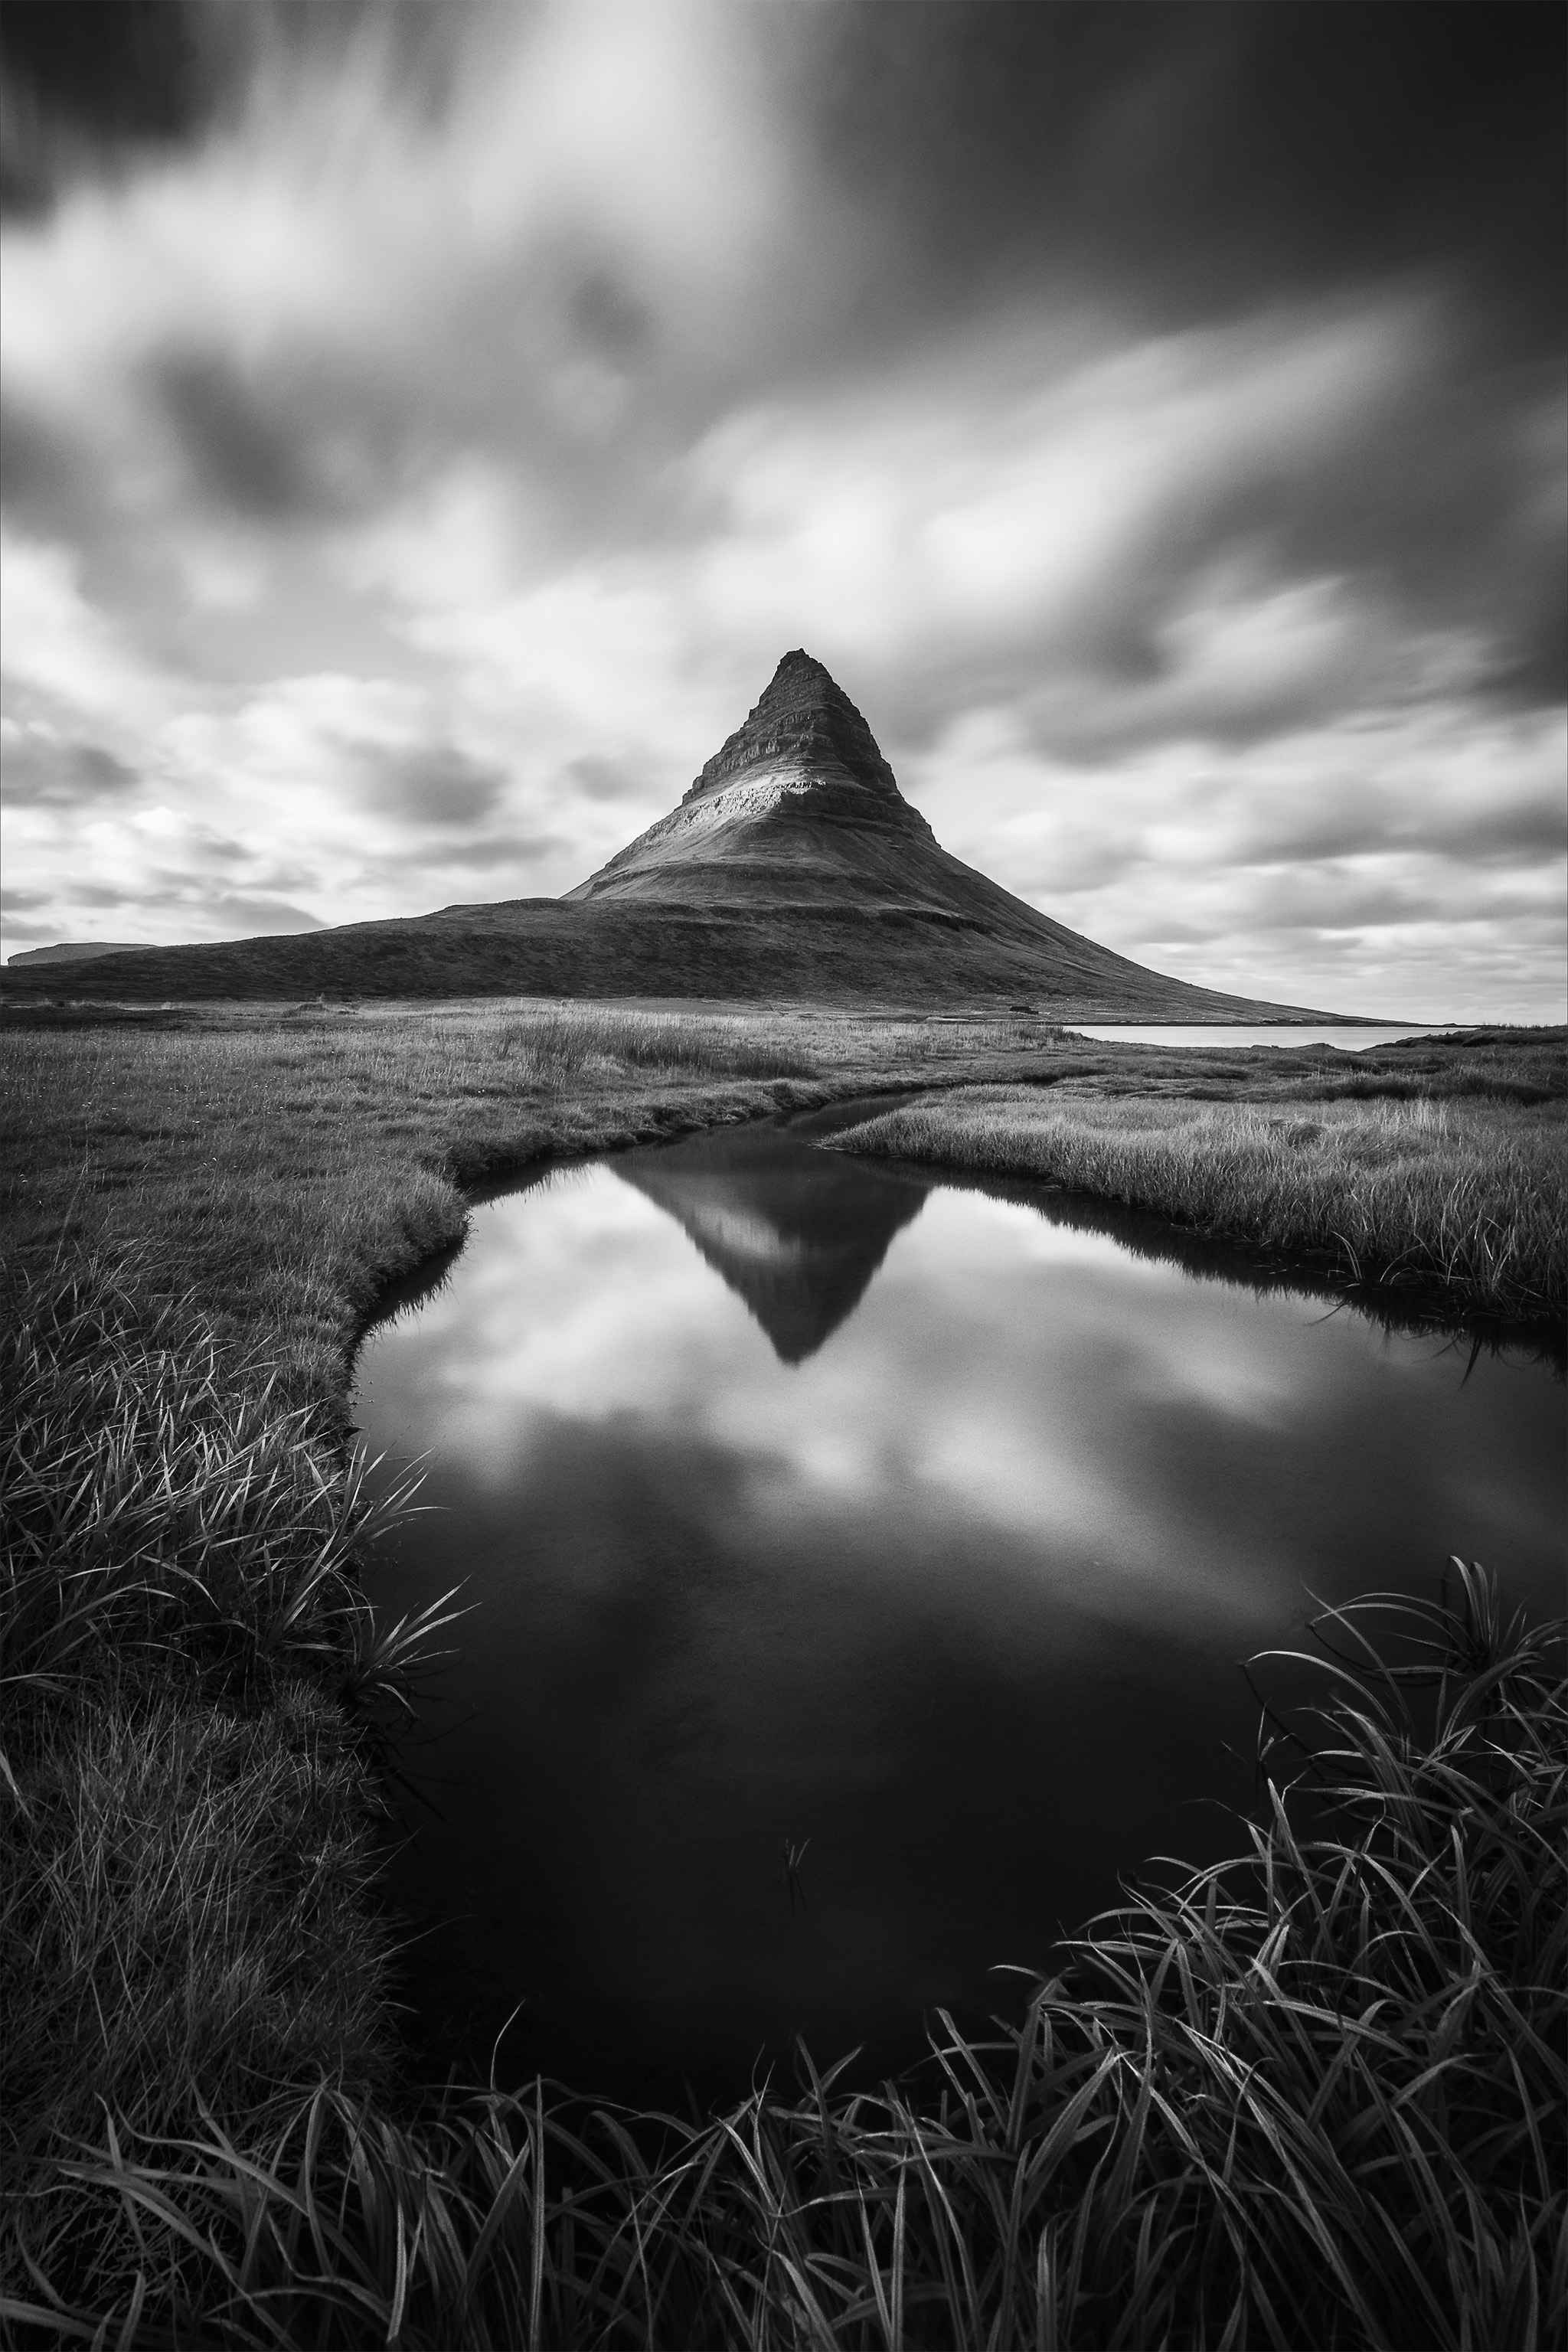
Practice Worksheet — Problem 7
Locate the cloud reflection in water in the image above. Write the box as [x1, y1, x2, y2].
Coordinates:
[356, 1117, 1563, 2096]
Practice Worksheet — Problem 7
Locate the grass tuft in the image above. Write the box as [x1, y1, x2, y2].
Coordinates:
[6, 1565, 1562, 2349]
[2, 1258, 433, 1750]
[0, 1259, 452, 2225]
[3, 1009, 1563, 2344]
[494, 1004, 822, 1084]
[824, 1089, 1568, 1321]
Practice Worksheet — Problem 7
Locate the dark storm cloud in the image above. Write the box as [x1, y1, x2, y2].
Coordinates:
[0, 0, 467, 214]
[787, 4, 1567, 756]
[2, 728, 136, 804]
[1176, 371, 1566, 713]
[149, 345, 430, 529]
[2, 1, 1560, 1013]
[815, 2, 1565, 350]
[0, 0, 211, 213]
[154, 351, 321, 521]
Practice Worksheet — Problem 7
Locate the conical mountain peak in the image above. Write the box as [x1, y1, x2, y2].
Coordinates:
[762, 648, 836, 697]
[564, 649, 939, 910]
[53, 650, 1344, 1021]
[682, 649, 903, 808]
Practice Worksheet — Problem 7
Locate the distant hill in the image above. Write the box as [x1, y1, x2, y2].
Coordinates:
[0, 653, 1355, 1017]
[8, 942, 149, 965]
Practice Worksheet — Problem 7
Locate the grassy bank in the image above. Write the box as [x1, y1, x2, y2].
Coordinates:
[3, 1003, 1564, 2344]
[8, 1560, 1563, 2349]
[824, 1057, 1567, 1325]
[0, 1000, 1082, 2314]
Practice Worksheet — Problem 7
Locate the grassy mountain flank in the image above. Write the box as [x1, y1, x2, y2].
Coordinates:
[1, 654, 1363, 1018]
[0, 893, 1346, 1013]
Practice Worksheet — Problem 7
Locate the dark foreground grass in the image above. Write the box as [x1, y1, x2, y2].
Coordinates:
[5, 1559, 1562, 2350]
[2, 1004, 1565, 2345]
[0, 1001, 1078, 2337]
[1, 1262, 453, 2176]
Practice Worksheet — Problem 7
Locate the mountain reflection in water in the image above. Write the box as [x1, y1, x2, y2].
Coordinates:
[615, 1121, 928, 1362]
[354, 1107, 1564, 2106]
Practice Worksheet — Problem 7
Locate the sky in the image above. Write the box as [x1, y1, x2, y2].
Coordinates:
[1, 0, 1563, 1017]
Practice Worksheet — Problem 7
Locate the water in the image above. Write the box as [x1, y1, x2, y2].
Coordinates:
[355, 1106, 1563, 2104]
[1068, 1025, 1452, 1050]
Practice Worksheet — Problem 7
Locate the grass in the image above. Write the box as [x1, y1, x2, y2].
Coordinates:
[2, 1001, 1564, 2344]
[0, 1001, 1060, 2302]
[2, 1259, 436, 1740]
[0, 1259, 461, 2192]
[496, 1004, 824, 1084]
[5, 1565, 1562, 2348]
[824, 1083, 1568, 1322]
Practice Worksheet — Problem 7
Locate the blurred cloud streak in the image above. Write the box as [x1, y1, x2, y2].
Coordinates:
[0, 0, 1561, 1013]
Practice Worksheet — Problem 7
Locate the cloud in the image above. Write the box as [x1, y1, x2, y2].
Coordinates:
[909, 701, 1566, 1019]
[1, 718, 137, 805]
[0, 0, 818, 524]
[0, 0, 221, 214]
[564, 754, 646, 802]
[0, 527, 175, 726]
[0, 392, 81, 519]
[204, 890, 322, 936]
[422, 829, 565, 872]
[369, 744, 509, 828]
[152, 348, 325, 521]
[0, 4, 1560, 1012]
[677, 296, 1560, 756]
[808, 3, 1565, 352]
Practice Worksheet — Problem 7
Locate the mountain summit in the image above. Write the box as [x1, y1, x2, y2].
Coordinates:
[687, 648, 906, 812]
[558, 651, 1342, 1018]
[566, 651, 933, 910]
[0, 652, 1354, 1016]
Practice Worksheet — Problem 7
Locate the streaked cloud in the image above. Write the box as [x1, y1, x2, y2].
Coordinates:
[0, 0, 1560, 1014]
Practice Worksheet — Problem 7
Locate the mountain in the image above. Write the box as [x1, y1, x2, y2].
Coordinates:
[0, 653, 1352, 1015]
[614, 1119, 929, 1363]
[564, 648, 939, 913]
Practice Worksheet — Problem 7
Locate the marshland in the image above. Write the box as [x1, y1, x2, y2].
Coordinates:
[2, 1001, 1563, 2348]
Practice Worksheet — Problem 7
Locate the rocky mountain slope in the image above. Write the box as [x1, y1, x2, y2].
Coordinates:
[1, 652, 1351, 1015]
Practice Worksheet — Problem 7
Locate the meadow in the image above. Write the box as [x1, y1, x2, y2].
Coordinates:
[2, 1000, 1563, 2347]
[824, 1080, 1567, 1324]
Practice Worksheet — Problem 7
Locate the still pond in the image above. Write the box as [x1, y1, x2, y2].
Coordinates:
[355, 1101, 1563, 2104]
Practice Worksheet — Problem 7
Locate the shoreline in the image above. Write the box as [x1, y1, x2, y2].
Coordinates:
[3, 1004, 1563, 2343]
[815, 1084, 1566, 1331]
